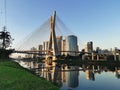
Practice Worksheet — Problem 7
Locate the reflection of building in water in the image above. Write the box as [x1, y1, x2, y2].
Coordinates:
[115, 67, 120, 79]
[51, 65, 62, 86]
[61, 65, 66, 82]
[85, 69, 95, 81]
[42, 66, 52, 82]
[85, 66, 95, 81]
[29, 61, 38, 69]
[94, 66, 101, 74]
[65, 66, 79, 88]
[41, 63, 62, 87]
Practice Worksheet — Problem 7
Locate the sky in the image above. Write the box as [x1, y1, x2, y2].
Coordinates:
[0, 0, 120, 50]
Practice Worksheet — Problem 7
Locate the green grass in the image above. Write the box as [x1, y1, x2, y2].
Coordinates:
[0, 60, 59, 90]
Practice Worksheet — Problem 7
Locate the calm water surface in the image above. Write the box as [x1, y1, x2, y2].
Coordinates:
[19, 60, 120, 90]
[39, 62, 120, 90]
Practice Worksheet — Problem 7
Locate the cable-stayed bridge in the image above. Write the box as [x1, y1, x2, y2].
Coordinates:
[13, 11, 80, 64]
[12, 11, 114, 63]
[15, 11, 74, 51]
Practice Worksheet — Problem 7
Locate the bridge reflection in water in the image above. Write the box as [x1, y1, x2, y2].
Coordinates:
[16, 59, 120, 90]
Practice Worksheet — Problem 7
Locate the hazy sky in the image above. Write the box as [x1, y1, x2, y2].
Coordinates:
[0, 0, 120, 50]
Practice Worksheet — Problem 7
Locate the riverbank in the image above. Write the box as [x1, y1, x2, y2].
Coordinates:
[55, 59, 120, 66]
[0, 59, 59, 90]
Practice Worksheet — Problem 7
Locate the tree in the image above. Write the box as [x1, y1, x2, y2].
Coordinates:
[0, 26, 13, 49]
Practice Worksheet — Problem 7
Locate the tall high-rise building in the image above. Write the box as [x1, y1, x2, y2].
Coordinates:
[37, 45, 43, 54]
[66, 35, 78, 56]
[43, 41, 49, 54]
[43, 41, 49, 50]
[61, 39, 66, 55]
[56, 36, 62, 55]
[37, 45, 43, 51]
[85, 41, 93, 53]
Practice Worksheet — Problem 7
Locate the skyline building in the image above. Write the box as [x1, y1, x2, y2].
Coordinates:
[42, 35, 78, 56]
[30, 47, 37, 58]
[37, 44, 43, 55]
[43, 41, 49, 54]
[65, 35, 78, 56]
[56, 36, 62, 55]
[37, 45, 43, 50]
[85, 41, 93, 53]
[30, 47, 36, 51]
[96, 47, 102, 54]
[61, 39, 66, 55]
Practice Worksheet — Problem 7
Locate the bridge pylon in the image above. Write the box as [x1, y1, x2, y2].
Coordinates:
[46, 11, 58, 64]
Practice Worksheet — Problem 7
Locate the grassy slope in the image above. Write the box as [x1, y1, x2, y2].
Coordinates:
[0, 60, 59, 90]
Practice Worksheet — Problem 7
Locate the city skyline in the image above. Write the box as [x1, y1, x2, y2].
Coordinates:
[0, 0, 120, 50]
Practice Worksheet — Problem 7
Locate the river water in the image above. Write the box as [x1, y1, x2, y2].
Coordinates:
[17, 60, 120, 90]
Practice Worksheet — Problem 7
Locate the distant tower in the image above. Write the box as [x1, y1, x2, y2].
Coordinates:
[43, 41, 49, 54]
[37, 44, 43, 55]
[61, 39, 66, 55]
[66, 35, 78, 56]
[56, 36, 62, 55]
[85, 41, 93, 53]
